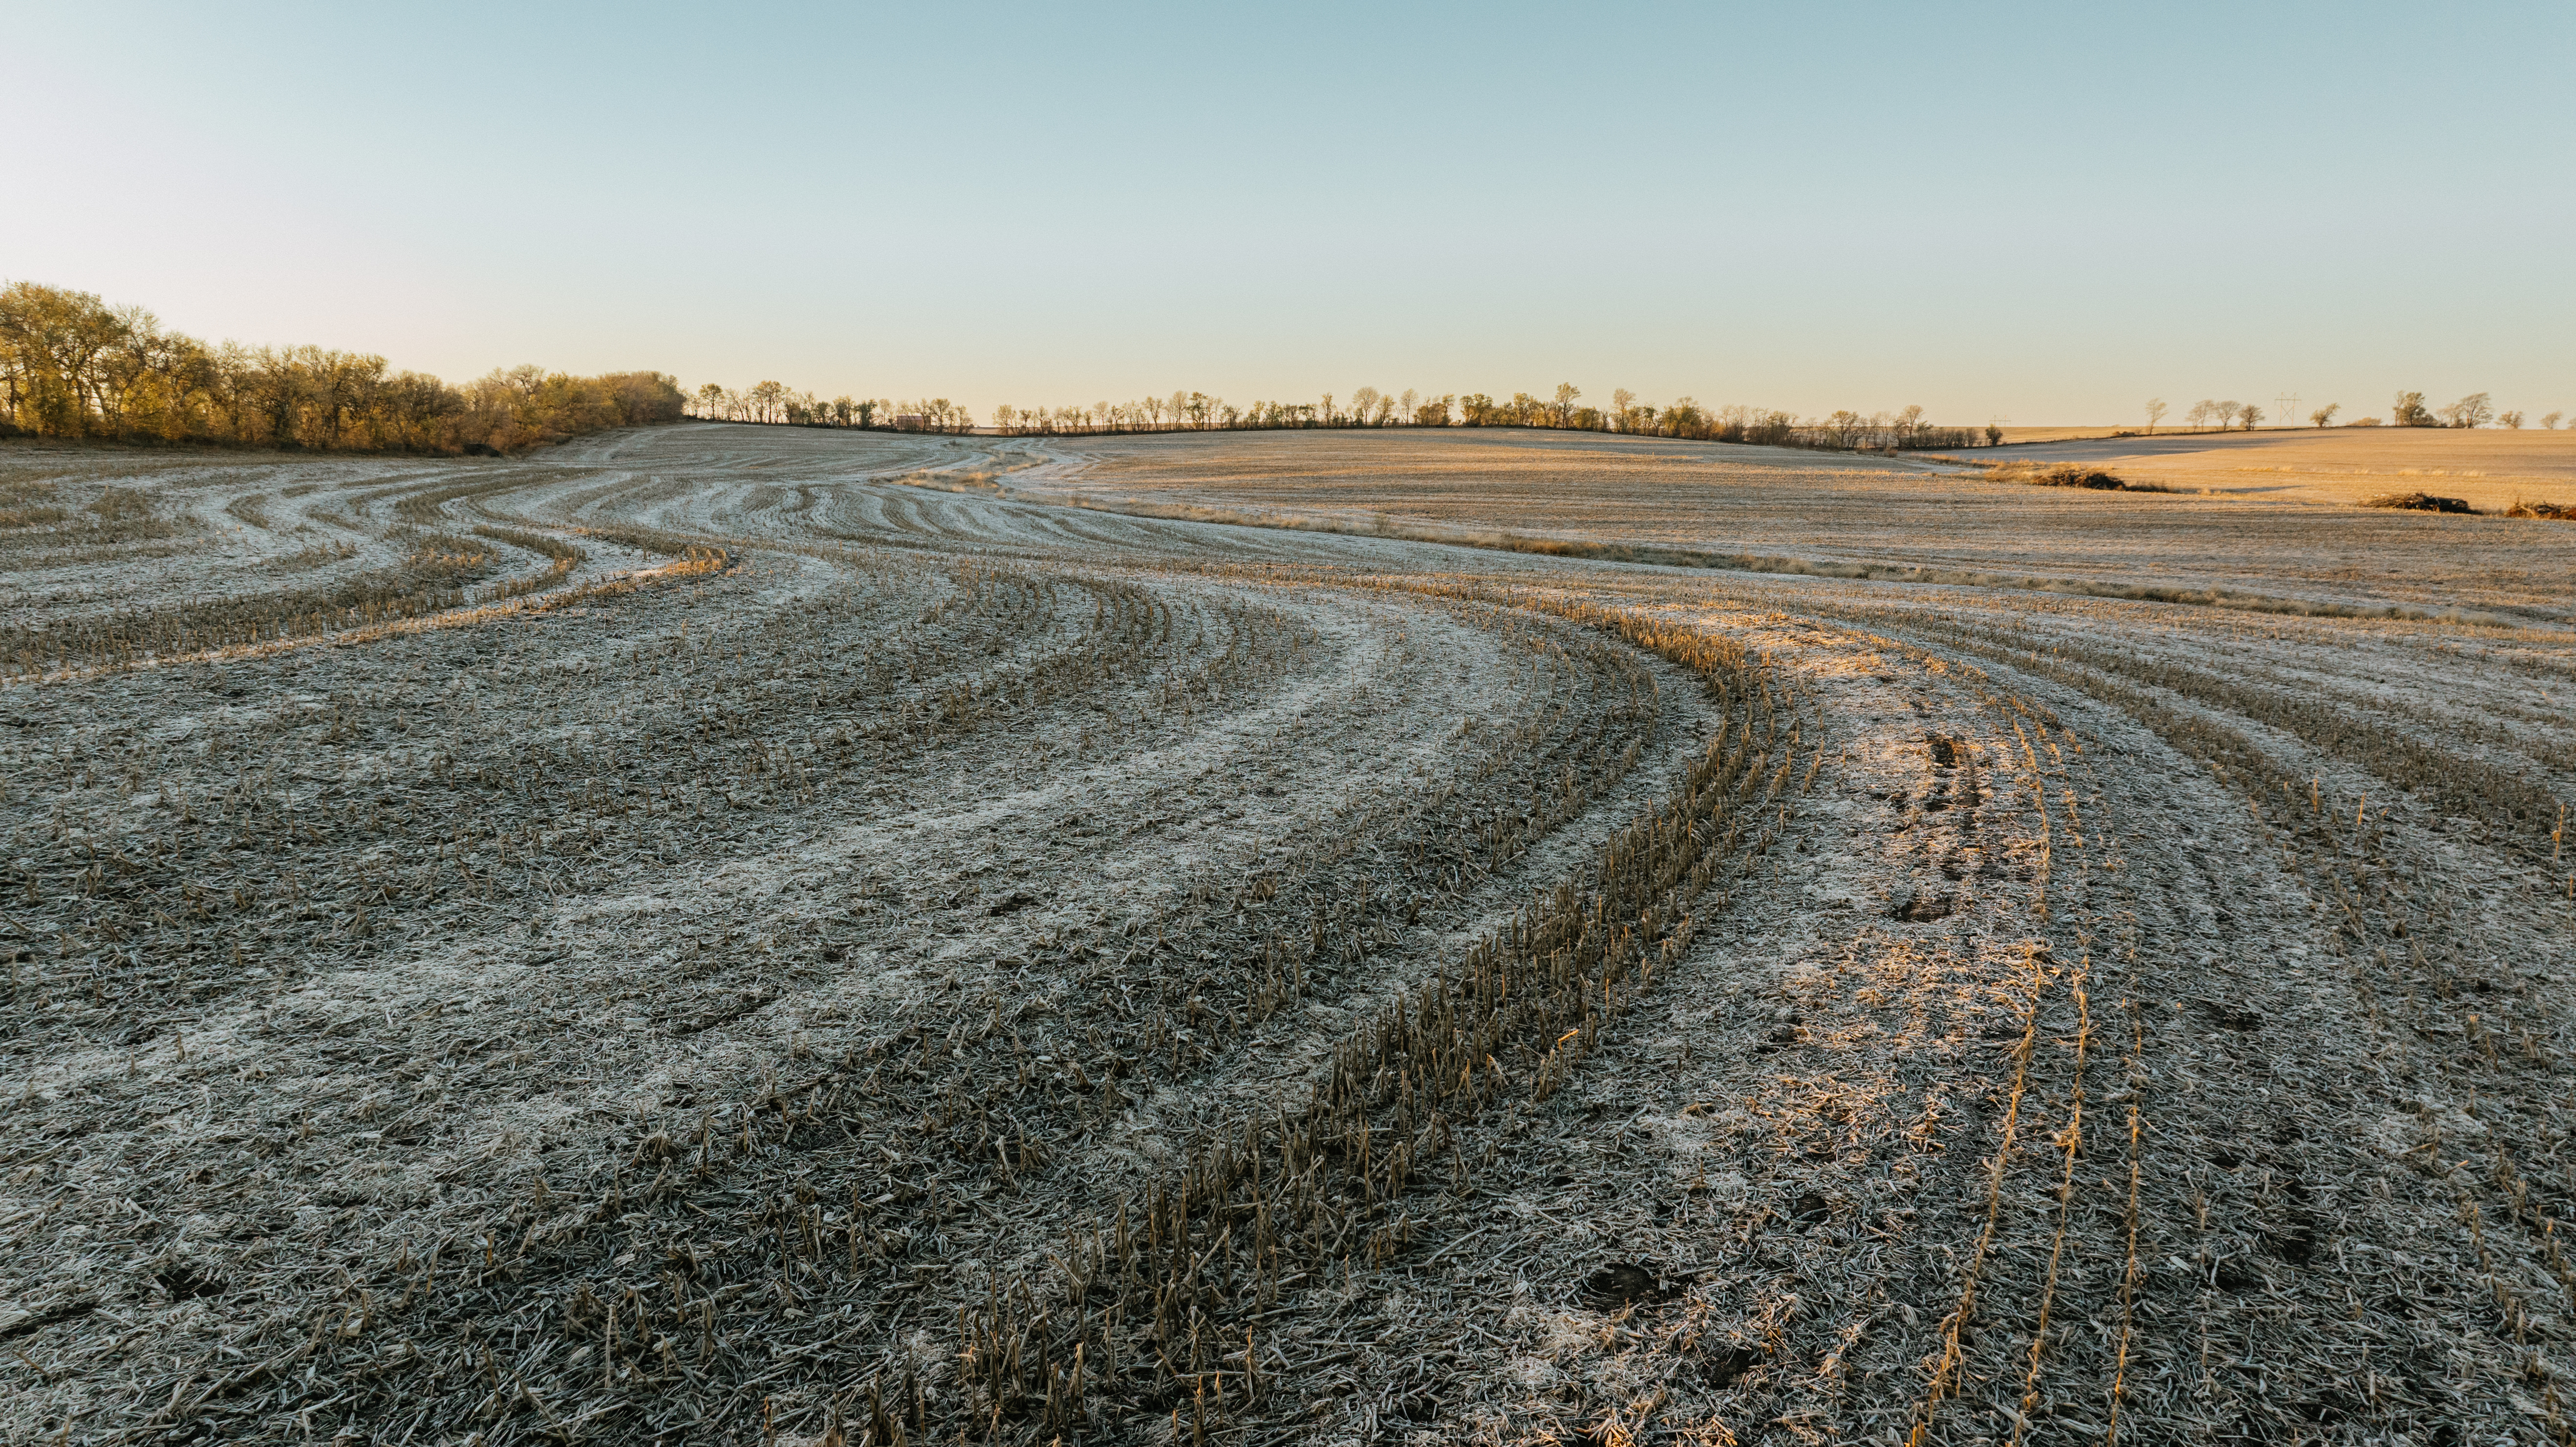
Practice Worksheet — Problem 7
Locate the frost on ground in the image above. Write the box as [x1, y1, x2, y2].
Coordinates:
[2, 423, 2571, 1445]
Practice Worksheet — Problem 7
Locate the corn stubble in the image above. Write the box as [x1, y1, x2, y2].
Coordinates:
[0, 423, 2570, 1445]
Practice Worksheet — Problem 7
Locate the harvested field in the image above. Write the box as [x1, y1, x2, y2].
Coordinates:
[1992, 427, 2576, 516]
[1030, 427, 2576, 618]
[1990, 427, 2137, 445]
[3, 422, 2573, 1446]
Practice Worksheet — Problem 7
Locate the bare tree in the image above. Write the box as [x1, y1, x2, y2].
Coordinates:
[1552, 383, 1581, 427]
[2438, 392, 2494, 428]
[2500, 409, 2525, 430]
[2544, 411, 2564, 429]
[2392, 391, 2436, 426]
[2237, 403, 2263, 430]
[2144, 398, 2168, 433]
[1398, 388, 1417, 425]
[2310, 403, 2339, 427]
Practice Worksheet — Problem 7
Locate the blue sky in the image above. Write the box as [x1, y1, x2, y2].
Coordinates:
[8, 0, 2570, 423]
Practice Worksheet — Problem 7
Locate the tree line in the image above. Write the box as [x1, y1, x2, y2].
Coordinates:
[2379, 391, 2548, 429]
[0, 281, 686, 454]
[697, 378, 1994, 452]
[685, 383, 979, 434]
[993, 384, 1994, 450]
[2143, 391, 2557, 433]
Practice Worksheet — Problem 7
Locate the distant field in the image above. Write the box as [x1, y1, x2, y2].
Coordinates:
[1990, 425, 2132, 443]
[1989, 426, 2576, 512]
[1031, 426, 2576, 617]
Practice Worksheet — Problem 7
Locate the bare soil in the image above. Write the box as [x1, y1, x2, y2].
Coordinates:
[3, 423, 2571, 1446]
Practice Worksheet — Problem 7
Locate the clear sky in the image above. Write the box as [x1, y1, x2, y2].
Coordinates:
[9, 0, 2570, 424]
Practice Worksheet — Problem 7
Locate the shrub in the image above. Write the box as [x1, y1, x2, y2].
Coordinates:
[2504, 499, 2572, 520]
[1985, 461, 2167, 492]
[2038, 463, 2125, 489]
[2009, 461, 2112, 489]
[2361, 491, 2475, 513]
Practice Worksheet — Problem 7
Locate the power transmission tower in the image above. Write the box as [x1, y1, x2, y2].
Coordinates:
[2275, 392, 2299, 428]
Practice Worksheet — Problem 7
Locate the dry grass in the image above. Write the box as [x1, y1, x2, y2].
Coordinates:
[1986, 425, 2576, 513]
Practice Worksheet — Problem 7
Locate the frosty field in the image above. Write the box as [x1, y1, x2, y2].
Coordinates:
[3, 422, 2572, 1445]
